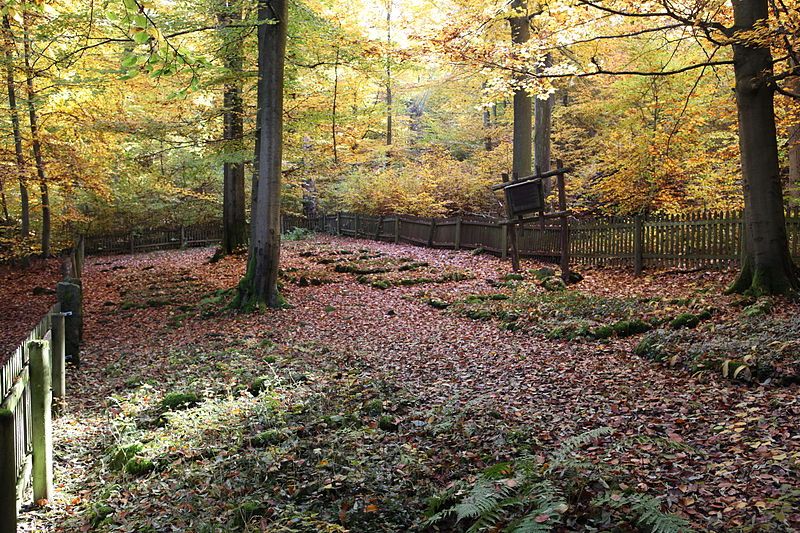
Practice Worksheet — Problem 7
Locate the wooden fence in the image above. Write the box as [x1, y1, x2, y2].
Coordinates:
[311, 210, 800, 271]
[1, 304, 64, 530]
[81, 209, 800, 272]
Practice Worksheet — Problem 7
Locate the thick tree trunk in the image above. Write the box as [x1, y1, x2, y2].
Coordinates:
[22, 14, 49, 255]
[218, 3, 246, 254]
[508, 0, 532, 177]
[3, 16, 28, 237]
[535, 53, 555, 195]
[728, 0, 798, 295]
[786, 70, 800, 197]
[235, 0, 287, 310]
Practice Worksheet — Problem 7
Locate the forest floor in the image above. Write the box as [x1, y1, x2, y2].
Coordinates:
[1, 258, 61, 363]
[15, 235, 800, 532]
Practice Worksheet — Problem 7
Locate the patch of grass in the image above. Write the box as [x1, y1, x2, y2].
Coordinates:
[251, 429, 288, 447]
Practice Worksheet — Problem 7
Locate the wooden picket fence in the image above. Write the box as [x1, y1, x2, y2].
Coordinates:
[82, 208, 800, 272]
[1, 304, 64, 530]
[311, 209, 800, 271]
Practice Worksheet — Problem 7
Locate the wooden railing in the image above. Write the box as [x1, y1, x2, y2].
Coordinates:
[80, 209, 800, 273]
[1, 304, 64, 530]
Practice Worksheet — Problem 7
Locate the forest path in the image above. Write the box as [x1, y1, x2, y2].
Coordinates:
[18, 236, 799, 531]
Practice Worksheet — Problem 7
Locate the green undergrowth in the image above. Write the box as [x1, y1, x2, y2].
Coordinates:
[70, 335, 692, 532]
[634, 306, 800, 386]
[298, 245, 472, 288]
[431, 286, 715, 341]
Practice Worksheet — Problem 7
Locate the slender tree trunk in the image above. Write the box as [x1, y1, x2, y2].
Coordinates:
[0, 178, 8, 223]
[535, 53, 555, 194]
[385, 0, 393, 147]
[786, 68, 800, 197]
[218, 2, 247, 254]
[728, 0, 798, 295]
[332, 47, 339, 163]
[22, 13, 49, 255]
[508, 0, 532, 177]
[3, 15, 28, 237]
[235, 0, 287, 310]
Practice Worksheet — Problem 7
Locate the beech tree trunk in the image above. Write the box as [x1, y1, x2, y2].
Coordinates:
[235, 0, 287, 310]
[385, 0, 393, 147]
[508, 0, 532, 177]
[728, 0, 799, 294]
[535, 53, 555, 195]
[22, 13, 49, 256]
[218, 2, 246, 254]
[3, 16, 28, 237]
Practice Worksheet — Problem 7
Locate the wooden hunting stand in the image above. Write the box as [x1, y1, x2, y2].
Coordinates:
[492, 159, 571, 281]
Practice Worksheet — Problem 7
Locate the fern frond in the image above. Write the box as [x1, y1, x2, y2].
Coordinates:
[550, 426, 613, 466]
[593, 492, 694, 533]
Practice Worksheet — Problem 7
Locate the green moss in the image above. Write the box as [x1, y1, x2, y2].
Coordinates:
[161, 391, 200, 411]
[503, 273, 525, 281]
[363, 398, 384, 415]
[248, 376, 270, 396]
[398, 261, 429, 271]
[264, 355, 277, 364]
[146, 299, 169, 308]
[529, 267, 556, 280]
[124, 457, 155, 476]
[427, 298, 450, 309]
[610, 319, 652, 337]
[378, 415, 398, 431]
[500, 321, 523, 331]
[742, 298, 772, 318]
[670, 313, 700, 329]
[591, 325, 614, 339]
[110, 443, 143, 470]
[541, 276, 567, 292]
[371, 280, 391, 289]
[633, 333, 667, 362]
[89, 503, 114, 528]
[251, 429, 288, 447]
[234, 501, 269, 527]
[324, 305, 336, 313]
[465, 309, 492, 320]
[120, 301, 144, 310]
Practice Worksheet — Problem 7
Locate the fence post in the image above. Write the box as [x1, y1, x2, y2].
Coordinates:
[0, 408, 16, 531]
[29, 340, 53, 502]
[557, 164, 570, 282]
[336, 212, 342, 236]
[180, 225, 187, 249]
[633, 215, 644, 276]
[375, 216, 384, 240]
[454, 217, 462, 250]
[57, 281, 82, 367]
[500, 224, 508, 259]
[394, 217, 401, 244]
[354, 214, 360, 238]
[51, 312, 66, 403]
[129, 231, 135, 254]
[427, 219, 436, 247]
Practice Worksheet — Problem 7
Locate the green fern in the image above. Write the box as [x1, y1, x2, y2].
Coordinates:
[593, 492, 694, 533]
[550, 426, 613, 467]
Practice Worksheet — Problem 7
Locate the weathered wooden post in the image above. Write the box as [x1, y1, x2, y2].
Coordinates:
[129, 231, 135, 254]
[374, 216, 384, 240]
[336, 212, 342, 236]
[633, 214, 644, 276]
[454, 217, 462, 250]
[394, 217, 401, 244]
[427, 218, 436, 247]
[29, 340, 53, 502]
[556, 161, 570, 282]
[0, 407, 16, 531]
[51, 312, 66, 402]
[57, 280, 82, 367]
[180, 225, 187, 249]
[354, 214, 360, 238]
[500, 223, 508, 259]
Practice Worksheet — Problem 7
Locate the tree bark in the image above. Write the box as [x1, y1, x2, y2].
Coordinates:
[786, 67, 800, 198]
[728, 0, 798, 295]
[385, 0, 393, 147]
[535, 53, 555, 195]
[235, 0, 287, 310]
[22, 12, 49, 256]
[332, 47, 339, 163]
[2, 16, 28, 237]
[218, 2, 247, 254]
[508, 0, 532, 177]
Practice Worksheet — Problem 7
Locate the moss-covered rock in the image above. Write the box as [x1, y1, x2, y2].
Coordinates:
[610, 319, 651, 337]
[465, 309, 492, 320]
[161, 391, 200, 411]
[541, 276, 566, 292]
[503, 273, 525, 281]
[248, 376, 271, 396]
[633, 332, 668, 362]
[378, 415, 398, 431]
[529, 267, 556, 280]
[591, 325, 614, 339]
[427, 298, 450, 309]
[742, 298, 772, 318]
[109, 442, 143, 470]
[670, 313, 701, 329]
[124, 457, 155, 477]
